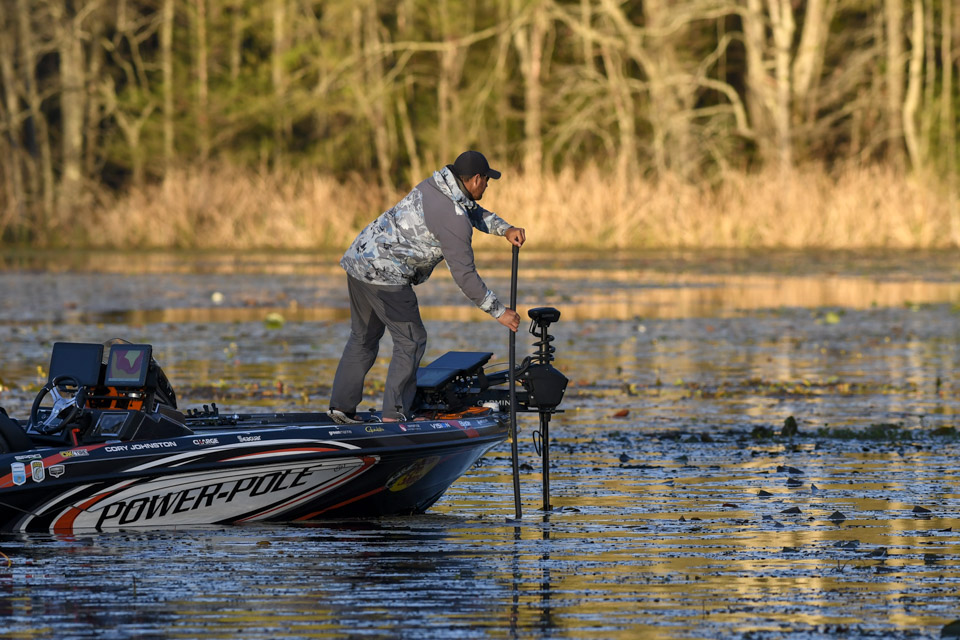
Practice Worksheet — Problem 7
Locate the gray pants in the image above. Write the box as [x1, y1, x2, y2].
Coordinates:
[330, 275, 427, 419]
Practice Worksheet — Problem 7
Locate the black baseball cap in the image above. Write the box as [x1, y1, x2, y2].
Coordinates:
[452, 150, 501, 180]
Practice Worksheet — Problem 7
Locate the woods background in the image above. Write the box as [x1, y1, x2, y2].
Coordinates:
[1, 0, 958, 249]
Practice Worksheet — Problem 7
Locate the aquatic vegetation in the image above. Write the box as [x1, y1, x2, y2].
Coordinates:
[931, 426, 960, 438]
[816, 422, 912, 441]
[781, 415, 799, 437]
[263, 312, 285, 329]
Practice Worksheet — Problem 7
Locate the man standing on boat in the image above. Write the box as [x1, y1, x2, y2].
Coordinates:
[328, 150, 526, 424]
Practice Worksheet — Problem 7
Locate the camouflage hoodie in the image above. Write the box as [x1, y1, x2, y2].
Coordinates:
[340, 166, 513, 318]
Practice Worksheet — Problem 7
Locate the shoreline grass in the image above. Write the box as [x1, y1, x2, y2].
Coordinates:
[36, 163, 960, 250]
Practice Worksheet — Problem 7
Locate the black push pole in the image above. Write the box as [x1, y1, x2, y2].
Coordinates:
[508, 244, 522, 520]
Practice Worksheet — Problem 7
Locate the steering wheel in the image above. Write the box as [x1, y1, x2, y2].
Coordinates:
[30, 375, 89, 435]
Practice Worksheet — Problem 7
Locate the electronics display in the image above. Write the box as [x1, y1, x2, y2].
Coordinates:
[104, 344, 152, 388]
[48, 342, 104, 387]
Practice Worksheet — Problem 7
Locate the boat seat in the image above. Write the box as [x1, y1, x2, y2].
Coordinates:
[417, 351, 492, 392]
[0, 408, 33, 453]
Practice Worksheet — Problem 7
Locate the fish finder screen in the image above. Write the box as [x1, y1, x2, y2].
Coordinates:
[105, 344, 152, 387]
[48, 342, 104, 387]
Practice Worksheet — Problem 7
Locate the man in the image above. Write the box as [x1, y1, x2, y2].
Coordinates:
[328, 150, 525, 424]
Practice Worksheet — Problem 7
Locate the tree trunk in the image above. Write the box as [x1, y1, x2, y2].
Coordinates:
[194, 0, 210, 161]
[902, 0, 923, 171]
[791, 0, 832, 125]
[161, 0, 175, 168]
[513, 1, 547, 176]
[84, 5, 105, 179]
[396, 89, 421, 183]
[229, 0, 243, 82]
[742, 0, 798, 171]
[396, 1, 421, 182]
[884, 0, 905, 164]
[953, 0, 960, 244]
[941, 0, 955, 178]
[0, 4, 25, 236]
[17, 0, 54, 224]
[768, 0, 795, 172]
[365, 1, 392, 191]
[742, 0, 777, 165]
[101, 77, 156, 189]
[492, 0, 512, 163]
[272, 0, 290, 150]
[643, 0, 697, 179]
[919, 0, 934, 163]
[599, 41, 637, 183]
[56, 3, 86, 223]
[580, 0, 594, 68]
[436, 0, 467, 165]
[349, 1, 393, 190]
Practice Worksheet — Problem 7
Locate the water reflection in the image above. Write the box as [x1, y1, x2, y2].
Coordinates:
[1, 249, 958, 326]
[0, 249, 958, 638]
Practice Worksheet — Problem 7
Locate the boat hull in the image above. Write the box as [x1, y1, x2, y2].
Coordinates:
[0, 415, 506, 533]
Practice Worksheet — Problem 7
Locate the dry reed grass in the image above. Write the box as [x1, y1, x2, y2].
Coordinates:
[82, 163, 959, 250]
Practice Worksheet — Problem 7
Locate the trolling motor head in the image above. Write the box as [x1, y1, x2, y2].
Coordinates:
[528, 306, 561, 328]
[521, 307, 568, 410]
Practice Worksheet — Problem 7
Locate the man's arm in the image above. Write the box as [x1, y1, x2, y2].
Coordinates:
[467, 203, 525, 248]
[425, 205, 508, 319]
[468, 206, 513, 236]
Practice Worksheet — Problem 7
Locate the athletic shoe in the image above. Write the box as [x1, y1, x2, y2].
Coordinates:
[327, 408, 363, 425]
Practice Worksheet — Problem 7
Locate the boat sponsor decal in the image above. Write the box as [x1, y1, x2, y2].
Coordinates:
[104, 441, 177, 453]
[51, 457, 377, 530]
[327, 429, 352, 436]
[386, 456, 440, 492]
[1, 447, 107, 489]
[237, 435, 261, 443]
[30, 460, 45, 483]
[11, 463, 26, 486]
[48, 465, 65, 479]
[60, 449, 90, 458]
[364, 425, 385, 433]
[14, 453, 42, 461]
[132, 441, 177, 450]
[192, 438, 220, 446]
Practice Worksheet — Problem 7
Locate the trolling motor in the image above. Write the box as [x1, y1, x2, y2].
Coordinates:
[411, 249, 569, 519]
[478, 308, 567, 412]
[517, 307, 567, 512]
[471, 305, 567, 515]
[520, 307, 567, 411]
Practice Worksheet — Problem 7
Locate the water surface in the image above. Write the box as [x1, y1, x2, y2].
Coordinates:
[0, 249, 958, 639]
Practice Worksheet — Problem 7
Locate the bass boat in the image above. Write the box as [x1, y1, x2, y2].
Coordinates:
[0, 308, 566, 533]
